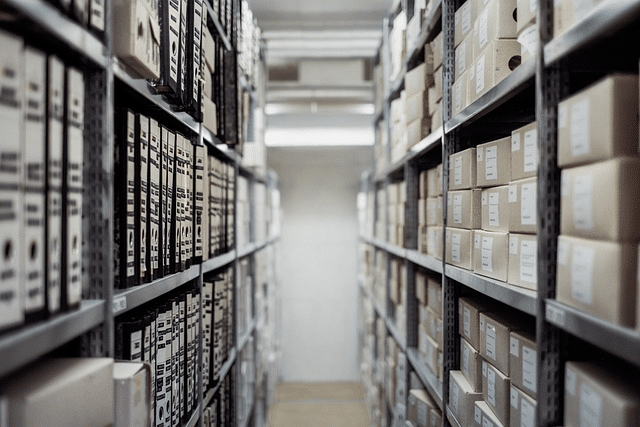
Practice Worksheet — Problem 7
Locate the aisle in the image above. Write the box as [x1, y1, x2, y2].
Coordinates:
[268, 382, 371, 427]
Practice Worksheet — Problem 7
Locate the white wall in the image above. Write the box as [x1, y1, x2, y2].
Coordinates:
[268, 146, 372, 382]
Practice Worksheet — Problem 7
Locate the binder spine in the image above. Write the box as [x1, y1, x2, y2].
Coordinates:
[166, 131, 175, 273]
[184, 140, 193, 268]
[160, 127, 169, 276]
[156, 0, 181, 96]
[89, 0, 106, 36]
[170, 299, 180, 426]
[185, 0, 204, 117]
[194, 145, 204, 262]
[174, 136, 184, 271]
[179, 297, 186, 421]
[137, 114, 150, 284]
[177, 0, 188, 105]
[149, 119, 161, 280]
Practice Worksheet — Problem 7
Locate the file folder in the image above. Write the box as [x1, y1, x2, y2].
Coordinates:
[184, 0, 204, 117]
[171, 298, 180, 426]
[184, 140, 193, 268]
[179, 296, 186, 421]
[177, 0, 189, 105]
[157, 0, 181, 97]
[160, 126, 169, 276]
[146, 310, 157, 427]
[202, 281, 213, 389]
[137, 114, 149, 284]
[89, 0, 106, 35]
[194, 145, 204, 262]
[64, 190, 82, 308]
[201, 151, 209, 260]
[149, 119, 161, 280]
[166, 130, 176, 273]
[0, 190, 23, 331]
[155, 304, 171, 427]
[174, 135, 184, 271]
[116, 318, 144, 361]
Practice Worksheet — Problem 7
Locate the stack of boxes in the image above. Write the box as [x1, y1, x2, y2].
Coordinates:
[386, 337, 409, 422]
[555, 74, 640, 329]
[407, 388, 442, 427]
[404, 60, 434, 150]
[416, 271, 444, 384]
[390, 257, 407, 338]
[390, 12, 407, 83]
[388, 180, 407, 247]
[418, 164, 443, 259]
[375, 250, 388, 310]
[430, 33, 444, 130]
[391, 94, 408, 164]
[376, 186, 387, 241]
[516, 0, 537, 63]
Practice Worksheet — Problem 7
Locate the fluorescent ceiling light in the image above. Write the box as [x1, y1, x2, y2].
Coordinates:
[264, 103, 375, 115]
[265, 127, 374, 147]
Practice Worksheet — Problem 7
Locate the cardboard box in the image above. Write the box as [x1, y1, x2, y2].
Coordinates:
[482, 360, 511, 427]
[449, 370, 483, 427]
[0, 358, 114, 427]
[113, 0, 160, 79]
[429, 86, 442, 118]
[507, 234, 538, 291]
[564, 361, 640, 427]
[416, 270, 427, 305]
[427, 196, 443, 226]
[427, 226, 444, 260]
[407, 118, 432, 147]
[431, 32, 443, 70]
[480, 311, 530, 376]
[461, 337, 483, 392]
[408, 389, 434, 427]
[203, 28, 216, 73]
[517, 0, 538, 33]
[446, 228, 474, 270]
[391, 96, 406, 124]
[114, 361, 151, 427]
[449, 147, 477, 190]
[510, 122, 538, 181]
[420, 304, 429, 330]
[456, 34, 474, 80]
[453, 71, 469, 117]
[459, 295, 498, 350]
[431, 101, 443, 131]
[560, 158, 640, 242]
[405, 91, 430, 123]
[455, 0, 476, 47]
[448, 189, 482, 229]
[424, 334, 441, 379]
[556, 235, 637, 327]
[481, 185, 510, 232]
[554, 0, 604, 37]
[509, 330, 537, 399]
[518, 23, 538, 63]
[202, 96, 218, 135]
[557, 74, 639, 167]
[433, 66, 443, 104]
[405, 62, 435, 95]
[473, 400, 505, 427]
[510, 385, 537, 427]
[473, 0, 517, 54]
[427, 164, 443, 196]
[419, 171, 428, 199]
[426, 306, 443, 347]
[472, 40, 521, 99]
[477, 137, 512, 187]
[427, 275, 443, 317]
[203, 68, 213, 99]
[508, 177, 537, 234]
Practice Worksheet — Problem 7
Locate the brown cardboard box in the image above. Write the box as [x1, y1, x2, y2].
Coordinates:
[508, 177, 537, 234]
[510, 385, 537, 427]
[507, 234, 538, 291]
[446, 228, 474, 270]
[455, 0, 476, 47]
[450, 370, 483, 427]
[431, 101, 443, 131]
[472, 40, 521, 100]
[481, 186, 510, 232]
[427, 226, 444, 260]
[449, 148, 477, 190]
[407, 118, 432, 147]
[517, 0, 537, 33]
[427, 164, 443, 196]
[554, 0, 604, 38]
[480, 311, 529, 376]
[405, 91, 430, 123]
[557, 74, 639, 168]
[476, 137, 512, 187]
[459, 295, 498, 350]
[408, 389, 434, 427]
[560, 158, 640, 242]
[461, 337, 483, 393]
[424, 334, 441, 379]
[473, 0, 517, 54]
[448, 189, 482, 229]
[453, 71, 469, 117]
[456, 34, 474, 80]
[405, 62, 435, 96]
[473, 400, 505, 427]
[431, 32, 443, 70]
[203, 28, 216, 73]
[510, 122, 538, 181]
[419, 170, 429, 199]
[427, 196, 443, 226]
[426, 306, 443, 347]
[202, 96, 218, 134]
[556, 235, 637, 328]
[429, 86, 442, 119]
[428, 275, 443, 317]
[564, 361, 640, 427]
[482, 360, 511, 427]
[509, 330, 537, 399]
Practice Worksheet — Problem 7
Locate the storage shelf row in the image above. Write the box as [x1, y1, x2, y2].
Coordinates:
[362, 236, 443, 275]
[406, 348, 443, 409]
[385, 317, 406, 351]
[405, 0, 443, 66]
[205, 347, 238, 407]
[205, 1, 233, 52]
[377, 127, 443, 180]
[186, 404, 202, 427]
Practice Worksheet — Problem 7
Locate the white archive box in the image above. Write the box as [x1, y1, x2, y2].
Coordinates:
[449, 370, 483, 427]
[510, 385, 537, 427]
[510, 121, 538, 181]
[0, 30, 23, 188]
[481, 185, 510, 232]
[454, 0, 476, 47]
[471, 40, 521, 101]
[473, 0, 517, 54]
[482, 360, 511, 427]
[508, 177, 537, 234]
[473, 230, 509, 282]
[508, 234, 537, 291]
[476, 137, 511, 187]
[114, 361, 151, 427]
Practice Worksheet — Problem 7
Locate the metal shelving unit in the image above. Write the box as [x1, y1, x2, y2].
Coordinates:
[202, 250, 237, 274]
[406, 250, 443, 274]
[205, 347, 238, 407]
[405, 0, 443, 65]
[407, 348, 443, 409]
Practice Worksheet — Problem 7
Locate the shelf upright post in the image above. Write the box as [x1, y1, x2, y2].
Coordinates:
[536, 0, 570, 425]
[405, 158, 419, 352]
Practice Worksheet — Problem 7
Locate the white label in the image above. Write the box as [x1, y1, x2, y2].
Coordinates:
[457, 42, 467, 75]
[463, 344, 470, 374]
[478, 9, 488, 49]
[487, 368, 496, 406]
[570, 98, 590, 157]
[475, 233, 481, 249]
[477, 146, 484, 161]
[455, 156, 462, 185]
[452, 232, 462, 263]
[482, 191, 488, 205]
[486, 323, 497, 359]
[509, 185, 518, 203]
[451, 381, 460, 413]
[522, 346, 537, 393]
[573, 175, 593, 230]
[113, 295, 127, 313]
[454, 194, 463, 224]
[476, 55, 485, 94]
[521, 183, 537, 225]
[511, 388, 519, 409]
[512, 133, 521, 152]
[455, 80, 463, 112]
[521, 398, 535, 427]
[566, 367, 577, 396]
[130, 330, 143, 361]
[510, 235, 519, 255]
[510, 336, 519, 356]
[482, 237, 493, 272]
[561, 174, 569, 198]
[475, 406, 482, 424]
[464, 307, 471, 337]
[485, 146, 498, 181]
[462, 2, 472, 35]
[488, 193, 500, 226]
[547, 304, 567, 327]
[579, 382, 603, 427]
[483, 361, 488, 377]
[558, 239, 569, 265]
[571, 245, 595, 304]
[520, 240, 538, 284]
[483, 416, 494, 427]
[518, 24, 538, 56]
[523, 129, 538, 172]
[558, 104, 567, 128]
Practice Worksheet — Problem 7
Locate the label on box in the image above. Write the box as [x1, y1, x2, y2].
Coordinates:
[482, 191, 488, 205]
[509, 235, 519, 255]
[462, 2, 472, 34]
[487, 368, 496, 405]
[477, 146, 484, 161]
[482, 236, 494, 272]
[522, 346, 537, 393]
[455, 80, 463, 112]
[573, 175, 593, 230]
[509, 185, 517, 203]
[455, 156, 462, 185]
[489, 192, 500, 226]
[464, 307, 471, 337]
[521, 398, 535, 427]
[561, 174, 569, 197]
[463, 343, 470, 373]
[512, 133, 521, 152]
[558, 104, 567, 128]
[571, 245, 595, 304]
[476, 55, 485, 94]
[485, 146, 498, 180]
[510, 336, 519, 356]
[486, 322, 497, 359]
[570, 99, 590, 157]
[518, 25, 538, 56]
[579, 382, 602, 427]
[521, 183, 537, 225]
[520, 240, 537, 284]
[524, 129, 538, 172]
[482, 417, 494, 427]
[558, 239, 569, 265]
[451, 380, 460, 413]
[475, 405, 482, 424]
[452, 232, 461, 262]
[566, 367, 577, 396]
[458, 42, 467, 75]
[454, 194, 462, 224]
[511, 388, 519, 408]
[478, 9, 488, 49]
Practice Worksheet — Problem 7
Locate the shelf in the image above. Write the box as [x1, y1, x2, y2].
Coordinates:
[545, 300, 640, 367]
[185, 405, 201, 427]
[406, 250, 443, 274]
[2, 0, 108, 68]
[445, 58, 536, 133]
[406, 348, 443, 409]
[204, 347, 237, 407]
[238, 319, 256, 352]
[385, 317, 406, 350]
[444, 265, 537, 316]
[387, 64, 406, 101]
[205, 1, 233, 51]
[405, 0, 443, 65]
[544, 0, 640, 66]
[0, 300, 105, 378]
[238, 237, 277, 258]
[113, 265, 201, 316]
[202, 250, 237, 274]
[365, 238, 408, 259]
[407, 127, 443, 160]
[446, 406, 462, 427]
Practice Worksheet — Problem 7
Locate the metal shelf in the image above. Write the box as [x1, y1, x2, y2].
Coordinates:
[446, 406, 462, 427]
[238, 237, 278, 259]
[205, 1, 233, 51]
[445, 58, 536, 133]
[406, 250, 443, 274]
[0, 300, 105, 378]
[366, 237, 407, 259]
[2, 0, 108, 68]
[545, 300, 640, 367]
[444, 265, 537, 316]
[204, 347, 237, 407]
[385, 317, 406, 351]
[544, 0, 640, 66]
[387, 63, 407, 101]
[202, 251, 237, 274]
[407, 127, 443, 160]
[406, 348, 443, 409]
[238, 320, 256, 352]
[185, 405, 201, 427]
[405, 0, 443, 65]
